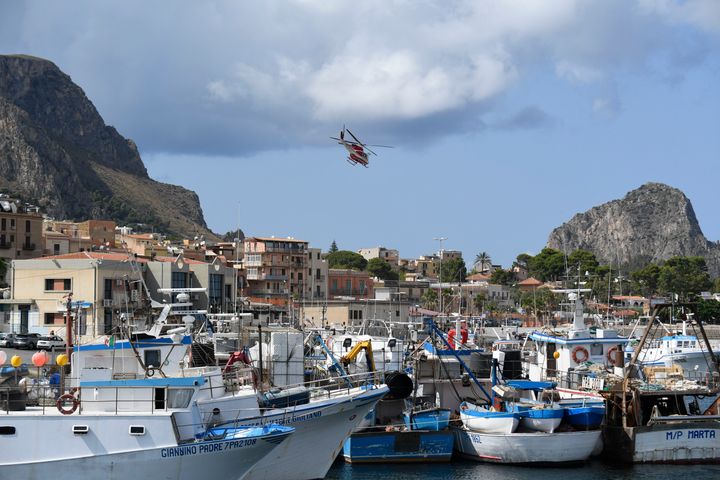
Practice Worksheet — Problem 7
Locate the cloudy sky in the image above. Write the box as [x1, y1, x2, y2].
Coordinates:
[2, 1, 719, 266]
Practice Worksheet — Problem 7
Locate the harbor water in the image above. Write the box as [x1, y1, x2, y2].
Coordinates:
[326, 459, 720, 479]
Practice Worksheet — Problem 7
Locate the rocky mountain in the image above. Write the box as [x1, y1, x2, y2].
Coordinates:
[547, 183, 720, 277]
[0, 54, 212, 238]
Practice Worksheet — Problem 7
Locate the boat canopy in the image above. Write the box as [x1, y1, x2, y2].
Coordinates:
[506, 380, 556, 391]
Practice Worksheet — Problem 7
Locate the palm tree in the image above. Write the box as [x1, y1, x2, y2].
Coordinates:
[474, 252, 491, 273]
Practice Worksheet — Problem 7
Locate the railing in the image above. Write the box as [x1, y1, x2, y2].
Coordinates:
[22, 243, 36, 251]
[0, 242, 11, 249]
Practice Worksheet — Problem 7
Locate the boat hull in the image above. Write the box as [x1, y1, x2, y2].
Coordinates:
[343, 430, 454, 463]
[460, 410, 519, 434]
[564, 406, 605, 429]
[603, 423, 720, 464]
[242, 386, 389, 480]
[519, 410, 564, 433]
[404, 408, 451, 431]
[454, 426, 601, 464]
[0, 424, 290, 480]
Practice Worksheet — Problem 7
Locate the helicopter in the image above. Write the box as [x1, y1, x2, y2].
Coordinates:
[330, 126, 393, 167]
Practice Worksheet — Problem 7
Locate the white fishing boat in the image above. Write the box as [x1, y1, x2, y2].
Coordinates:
[454, 426, 602, 464]
[0, 375, 293, 479]
[625, 326, 714, 379]
[459, 402, 519, 434]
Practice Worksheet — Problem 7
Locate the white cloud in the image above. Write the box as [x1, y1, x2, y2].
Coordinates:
[1, 0, 717, 155]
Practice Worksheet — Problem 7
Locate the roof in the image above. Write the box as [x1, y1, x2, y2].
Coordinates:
[124, 233, 156, 240]
[153, 256, 207, 265]
[246, 236, 307, 243]
[43, 231, 71, 239]
[467, 273, 490, 281]
[612, 295, 647, 301]
[518, 277, 543, 286]
[41, 252, 147, 262]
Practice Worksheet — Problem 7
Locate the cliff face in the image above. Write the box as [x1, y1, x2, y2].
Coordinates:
[0, 54, 210, 236]
[547, 183, 720, 276]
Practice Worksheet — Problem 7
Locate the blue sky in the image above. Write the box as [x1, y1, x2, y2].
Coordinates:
[2, 1, 718, 267]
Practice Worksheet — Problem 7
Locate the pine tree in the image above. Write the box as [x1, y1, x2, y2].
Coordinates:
[329, 240, 338, 253]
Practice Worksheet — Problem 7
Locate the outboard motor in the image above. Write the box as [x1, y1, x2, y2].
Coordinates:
[383, 371, 413, 400]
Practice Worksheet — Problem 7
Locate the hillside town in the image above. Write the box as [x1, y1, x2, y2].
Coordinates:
[2, 193, 719, 342]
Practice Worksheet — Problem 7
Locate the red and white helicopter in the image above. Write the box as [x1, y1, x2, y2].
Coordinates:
[330, 126, 392, 167]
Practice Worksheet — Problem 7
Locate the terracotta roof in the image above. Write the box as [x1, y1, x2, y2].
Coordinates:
[125, 233, 155, 240]
[612, 295, 647, 301]
[518, 277, 543, 286]
[467, 273, 491, 281]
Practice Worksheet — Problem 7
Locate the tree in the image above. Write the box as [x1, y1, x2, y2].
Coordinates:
[325, 250, 367, 270]
[421, 289, 438, 310]
[630, 264, 661, 297]
[697, 299, 720, 324]
[366, 258, 399, 280]
[567, 249, 600, 277]
[329, 240, 338, 253]
[658, 256, 712, 300]
[473, 292, 488, 314]
[528, 248, 566, 281]
[221, 229, 244, 242]
[490, 269, 514, 286]
[713, 277, 720, 293]
[514, 253, 533, 271]
[440, 257, 467, 283]
[474, 251, 492, 272]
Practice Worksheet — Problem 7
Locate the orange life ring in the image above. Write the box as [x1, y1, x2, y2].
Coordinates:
[607, 346, 621, 366]
[57, 393, 80, 415]
[571, 346, 589, 363]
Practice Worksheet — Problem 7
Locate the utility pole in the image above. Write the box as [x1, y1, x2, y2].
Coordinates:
[434, 237, 447, 315]
[65, 292, 73, 357]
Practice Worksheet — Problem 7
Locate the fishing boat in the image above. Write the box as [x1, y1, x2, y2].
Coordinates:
[0, 375, 294, 479]
[560, 400, 606, 429]
[601, 301, 720, 464]
[454, 427, 602, 464]
[459, 402, 519, 434]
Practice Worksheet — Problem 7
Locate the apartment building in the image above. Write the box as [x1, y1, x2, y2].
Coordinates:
[328, 269, 373, 299]
[306, 247, 328, 302]
[357, 246, 399, 268]
[0, 196, 43, 263]
[244, 237, 308, 306]
[7, 252, 144, 337]
[45, 219, 116, 250]
[302, 297, 410, 327]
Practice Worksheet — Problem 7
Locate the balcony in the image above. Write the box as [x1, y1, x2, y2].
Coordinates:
[249, 288, 289, 296]
[0, 241, 10, 249]
[22, 243, 36, 251]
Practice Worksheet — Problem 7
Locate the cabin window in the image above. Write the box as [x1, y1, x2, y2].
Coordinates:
[129, 425, 146, 436]
[590, 344, 603, 356]
[72, 425, 89, 435]
[155, 388, 166, 410]
[0, 426, 16, 435]
[144, 349, 161, 368]
[167, 389, 194, 408]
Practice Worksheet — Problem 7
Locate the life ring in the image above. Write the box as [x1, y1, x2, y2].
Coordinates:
[607, 346, 621, 366]
[57, 393, 80, 415]
[146, 367, 155, 377]
[571, 346, 589, 363]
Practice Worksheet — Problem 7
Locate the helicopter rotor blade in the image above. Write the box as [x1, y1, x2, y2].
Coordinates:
[345, 128, 363, 145]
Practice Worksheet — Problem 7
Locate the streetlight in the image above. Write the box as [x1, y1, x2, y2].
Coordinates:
[433, 237, 447, 315]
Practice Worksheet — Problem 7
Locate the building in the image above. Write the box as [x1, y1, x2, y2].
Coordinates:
[144, 255, 236, 313]
[0, 195, 43, 263]
[305, 247, 328, 302]
[244, 237, 308, 307]
[373, 279, 430, 304]
[118, 233, 161, 256]
[328, 269, 373, 299]
[414, 255, 439, 279]
[43, 230, 71, 257]
[6, 252, 144, 337]
[302, 297, 410, 328]
[357, 246, 399, 268]
[44, 219, 116, 251]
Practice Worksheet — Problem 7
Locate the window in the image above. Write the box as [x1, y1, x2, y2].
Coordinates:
[171, 272, 186, 289]
[45, 278, 71, 291]
[104, 279, 113, 300]
[53, 243, 60, 255]
[129, 425, 146, 436]
[209, 274, 224, 309]
[298, 272, 303, 281]
[25, 220, 30, 232]
[10, 219, 14, 229]
[316, 268, 320, 277]
[44, 313, 62, 325]
[332, 279, 338, 291]
[167, 389, 194, 408]
[144, 349, 161, 368]
[590, 343, 603, 356]
[345, 280, 351, 291]
[0, 426, 15, 435]
[0, 219, 4, 230]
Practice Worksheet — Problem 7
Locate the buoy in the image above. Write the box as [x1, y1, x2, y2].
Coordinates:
[32, 351, 49, 367]
[10, 355, 22, 368]
[553, 350, 560, 360]
[56, 354, 69, 366]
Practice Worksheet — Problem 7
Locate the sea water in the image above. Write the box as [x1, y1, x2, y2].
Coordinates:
[326, 459, 720, 479]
